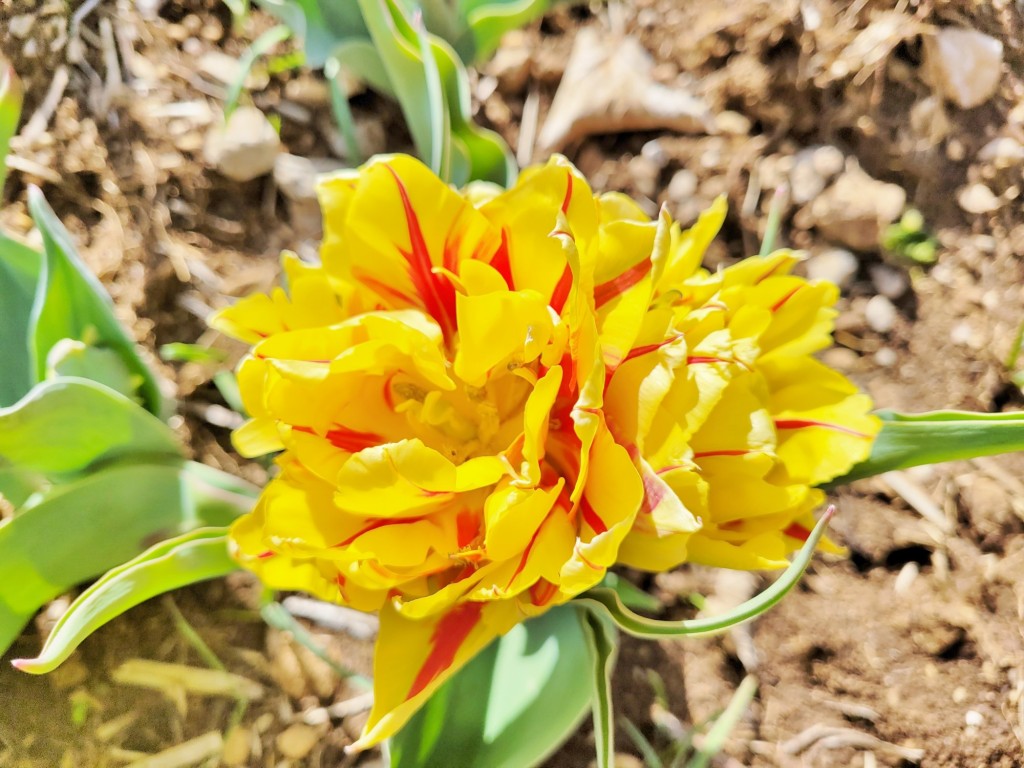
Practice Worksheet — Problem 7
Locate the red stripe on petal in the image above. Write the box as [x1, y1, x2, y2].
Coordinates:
[456, 508, 480, 548]
[335, 517, 421, 548]
[622, 334, 685, 365]
[549, 263, 573, 314]
[774, 419, 871, 439]
[579, 495, 608, 534]
[770, 285, 801, 312]
[385, 165, 457, 340]
[594, 257, 652, 308]
[489, 228, 514, 289]
[293, 425, 382, 453]
[693, 449, 752, 459]
[406, 601, 484, 700]
[783, 522, 811, 541]
[561, 174, 574, 214]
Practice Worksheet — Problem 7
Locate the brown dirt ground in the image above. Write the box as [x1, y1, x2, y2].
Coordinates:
[3, 0, 1024, 766]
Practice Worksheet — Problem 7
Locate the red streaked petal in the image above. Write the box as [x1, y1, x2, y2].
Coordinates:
[774, 419, 872, 439]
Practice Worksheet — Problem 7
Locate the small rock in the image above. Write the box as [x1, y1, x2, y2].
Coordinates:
[870, 264, 909, 299]
[628, 155, 660, 199]
[9, 14, 35, 38]
[486, 44, 532, 93]
[666, 169, 698, 202]
[978, 136, 1024, 165]
[874, 347, 898, 367]
[197, 51, 266, 90]
[274, 154, 348, 203]
[965, 710, 984, 727]
[204, 106, 280, 182]
[789, 145, 845, 204]
[640, 139, 670, 168]
[802, 162, 906, 251]
[958, 182, 1001, 214]
[714, 110, 751, 135]
[924, 28, 1003, 109]
[276, 724, 319, 760]
[805, 247, 859, 289]
[865, 294, 897, 334]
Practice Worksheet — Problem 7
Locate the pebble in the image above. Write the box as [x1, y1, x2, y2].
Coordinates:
[628, 155, 660, 199]
[805, 247, 858, 288]
[865, 294, 897, 334]
[486, 43, 532, 93]
[203, 106, 280, 182]
[924, 28, 1003, 109]
[666, 169, 698, 202]
[874, 347, 898, 367]
[276, 723, 319, 760]
[978, 136, 1024, 165]
[802, 162, 906, 251]
[958, 183, 1000, 214]
[273, 154, 348, 203]
[870, 264, 909, 299]
[789, 145, 845, 204]
[965, 710, 984, 727]
[640, 139, 670, 168]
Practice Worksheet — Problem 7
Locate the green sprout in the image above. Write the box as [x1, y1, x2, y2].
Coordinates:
[882, 208, 938, 265]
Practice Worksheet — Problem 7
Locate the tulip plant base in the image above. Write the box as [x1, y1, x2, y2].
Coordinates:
[3, 0, 1024, 766]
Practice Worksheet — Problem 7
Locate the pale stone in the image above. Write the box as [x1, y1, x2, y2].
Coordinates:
[924, 28, 1003, 109]
[204, 106, 279, 182]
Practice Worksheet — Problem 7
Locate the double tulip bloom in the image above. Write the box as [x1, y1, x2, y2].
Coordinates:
[212, 155, 878, 748]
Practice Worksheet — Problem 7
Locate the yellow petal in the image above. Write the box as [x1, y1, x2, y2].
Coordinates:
[350, 598, 523, 751]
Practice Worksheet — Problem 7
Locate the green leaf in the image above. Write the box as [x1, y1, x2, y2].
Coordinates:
[27, 188, 163, 416]
[598, 571, 663, 613]
[833, 409, 1024, 485]
[12, 528, 237, 674]
[0, 234, 40, 407]
[462, 0, 553, 62]
[357, 0, 449, 179]
[0, 378, 180, 477]
[0, 58, 22, 195]
[577, 508, 833, 638]
[581, 606, 618, 768]
[687, 676, 757, 768]
[389, 604, 594, 768]
[427, 32, 515, 186]
[0, 462, 250, 658]
[158, 342, 227, 364]
[223, 24, 292, 119]
[257, 0, 368, 68]
[0, 460, 239, 659]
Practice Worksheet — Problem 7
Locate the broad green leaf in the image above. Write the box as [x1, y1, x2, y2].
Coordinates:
[577, 508, 833, 639]
[462, 0, 553, 62]
[833, 409, 1024, 485]
[0, 57, 22, 195]
[46, 341, 141, 402]
[0, 378, 180, 477]
[687, 676, 757, 768]
[27, 189, 163, 416]
[0, 462, 248, 658]
[12, 528, 236, 674]
[580, 606, 618, 768]
[356, 0, 447, 179]
[427, 32, 515, 186]
[0, 465, 43, 511]
[257, 0, 367, 67]
[389, 604, 594, 768]
[0, 234, 40, 406]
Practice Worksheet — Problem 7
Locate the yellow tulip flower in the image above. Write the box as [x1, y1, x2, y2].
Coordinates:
[212, 154, 878, 749]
